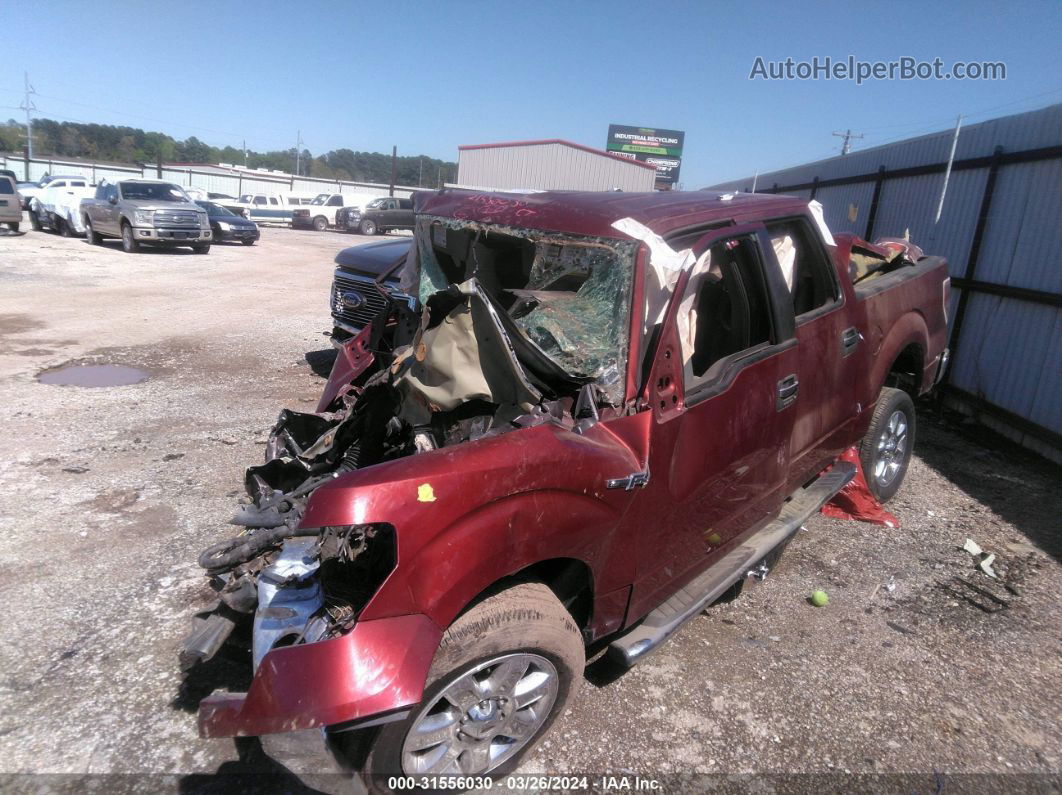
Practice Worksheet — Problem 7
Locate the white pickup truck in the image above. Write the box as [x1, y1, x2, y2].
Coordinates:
[29, 178, 96, 236]
[290, 191, 377, 231]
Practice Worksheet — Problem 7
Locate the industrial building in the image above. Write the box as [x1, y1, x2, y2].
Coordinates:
[456, 139, 658, 192]
[710, 103, 1062, 462]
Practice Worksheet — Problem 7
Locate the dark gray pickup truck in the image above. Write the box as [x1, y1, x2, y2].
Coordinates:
[336, 197, 414, 235]
[80, 179, 212, 254]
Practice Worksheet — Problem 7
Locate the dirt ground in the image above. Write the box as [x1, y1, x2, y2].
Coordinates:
[0, 221, 1059, 793]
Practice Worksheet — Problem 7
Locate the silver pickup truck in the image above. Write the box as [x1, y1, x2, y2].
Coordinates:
[80, 180, 212, 254]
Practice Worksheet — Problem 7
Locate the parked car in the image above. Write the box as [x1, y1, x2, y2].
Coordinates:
[16, 174, 87, 208]
[291, 191, 377, 231]
[195, 200, 260, 245]
[81, 180, 212, 254]
[0, 174, 22, 231]
[183, 190, 949, 786]
[336, 196, 415, 235]
[329, 237, 416, 344]
[228, 192, 318, 224]
[29, 179, 97, 236]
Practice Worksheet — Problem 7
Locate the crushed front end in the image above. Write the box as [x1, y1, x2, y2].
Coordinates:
[181, 201, 637, 739]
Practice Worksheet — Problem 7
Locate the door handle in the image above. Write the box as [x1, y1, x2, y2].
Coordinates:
[776, 374, 799, 411]
[841, 327, 862, 356]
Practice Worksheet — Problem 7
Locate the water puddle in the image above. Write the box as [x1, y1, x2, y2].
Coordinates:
[38, 364, 150, 387]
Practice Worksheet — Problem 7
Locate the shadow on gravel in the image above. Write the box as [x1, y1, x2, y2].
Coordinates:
[178, 738, 332, 794]
[171, 644, 253, 714]
[305, 348, 338, 378]
[915, 405, 1062, 562]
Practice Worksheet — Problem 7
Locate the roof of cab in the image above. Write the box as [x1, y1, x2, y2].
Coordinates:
[415, 189, 810, 240]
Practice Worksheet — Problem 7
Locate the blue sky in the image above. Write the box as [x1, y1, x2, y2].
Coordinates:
[2, 0, 1060, 187]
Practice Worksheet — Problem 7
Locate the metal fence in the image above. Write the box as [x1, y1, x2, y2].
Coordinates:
[0, 153, 421, 200]
[709, 104, 1062, 463]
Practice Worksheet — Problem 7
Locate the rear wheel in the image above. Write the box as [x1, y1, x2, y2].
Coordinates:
[313, 215, 328, 231]
[8, 222, 19, 232]
[859, 386, 915, 503]
[359, 219, 377, 235]
[85, 218, 102, 245]
[57, 217, 71, 237]
[120, 222, 139, 253]
[337, 582, 584, 792]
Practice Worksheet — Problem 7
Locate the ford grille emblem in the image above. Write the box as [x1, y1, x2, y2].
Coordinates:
[340, 291, 365, 310]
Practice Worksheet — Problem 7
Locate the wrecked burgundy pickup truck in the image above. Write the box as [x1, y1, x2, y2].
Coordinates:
[182, 189, 949, 786]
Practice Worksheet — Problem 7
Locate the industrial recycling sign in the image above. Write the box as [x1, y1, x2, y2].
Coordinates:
[606, 124, 685, 188]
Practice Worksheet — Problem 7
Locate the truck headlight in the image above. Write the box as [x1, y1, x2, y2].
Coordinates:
[133, 209, 154, 225]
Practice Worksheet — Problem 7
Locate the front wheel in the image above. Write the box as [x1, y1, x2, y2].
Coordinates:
[85, 219, 102, 245]
[312, 215, 328, 232]
[359, 219, 377, 235]
[241, 238, 255, 246]
[120, 222, 140, 253]
[859, 386, 915, 503]
[192, 243, 211, 255]
[338, 582, 584, 791]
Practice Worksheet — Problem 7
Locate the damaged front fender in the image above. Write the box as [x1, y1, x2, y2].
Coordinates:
[198, 613, 441, 738]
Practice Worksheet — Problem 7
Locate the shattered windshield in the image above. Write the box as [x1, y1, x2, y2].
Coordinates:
[414, 216, 635, 404]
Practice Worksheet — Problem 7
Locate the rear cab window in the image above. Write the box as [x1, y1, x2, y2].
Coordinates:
[764, 217, 840, 318]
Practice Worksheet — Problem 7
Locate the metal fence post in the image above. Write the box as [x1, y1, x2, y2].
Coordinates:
[809, 176, 819, 200]
[864, 166, 887, 240]
[946, 145, 1005, 372]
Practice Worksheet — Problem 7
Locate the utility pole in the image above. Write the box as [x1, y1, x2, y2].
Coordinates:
[243, 139, 248, 168]
[294, 130, 304, 176]
[832, 128, 864, 156]
[418, 157, 423, 188]
[389, 145, 397, 197]
[20, 72, 37, 159]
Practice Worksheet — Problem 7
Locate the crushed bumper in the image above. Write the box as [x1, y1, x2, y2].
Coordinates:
[198, 613, 441, 738]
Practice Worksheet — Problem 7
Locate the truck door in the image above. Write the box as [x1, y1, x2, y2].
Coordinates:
[620, 224, 799, 621]
[104, 184, 120, 231]
[762, 215, 859, 491]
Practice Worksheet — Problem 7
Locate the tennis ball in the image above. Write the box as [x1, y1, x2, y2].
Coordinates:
[810, 589, 829, 607]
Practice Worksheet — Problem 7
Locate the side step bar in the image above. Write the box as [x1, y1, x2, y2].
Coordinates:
[608, 462, 856, 667]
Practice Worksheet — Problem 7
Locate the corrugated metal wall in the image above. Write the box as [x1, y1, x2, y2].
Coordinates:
[457, 143, 657, 192]
[709, 104, 1062, 462]
[0, 154, 419, 199]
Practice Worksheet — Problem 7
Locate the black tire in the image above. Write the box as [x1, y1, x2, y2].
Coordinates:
[240, 238, 255, 246]
[192, 243, 211, 254]
[359, 219, 377, 236]
[859, 386, 915, 503]
[85, 219, 102, 245]
[313, 215, 328, 232]
[8, 222, 19, 232]
[57, 217, 71, 237]
[120, 222, 139, 253]
[29, 210, 41, 231]
[337, 582, 584, 792]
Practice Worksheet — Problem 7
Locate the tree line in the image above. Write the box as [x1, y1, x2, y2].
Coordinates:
[0, 117, 456, 186]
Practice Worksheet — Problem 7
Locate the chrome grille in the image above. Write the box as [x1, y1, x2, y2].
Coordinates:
[331, 275, 390, 329]
[154, 211, 199, 227]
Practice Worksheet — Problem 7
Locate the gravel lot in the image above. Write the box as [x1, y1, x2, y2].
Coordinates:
[0, 221, 1059, 793]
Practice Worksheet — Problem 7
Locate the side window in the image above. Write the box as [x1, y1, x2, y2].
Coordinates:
[71, 180, 86, 187]
[287, 197, 300, 205]
[254, 195, 266, 205]
[327, 195, 344, 206]
[52, 181, 67, 189]
[269, 197, 279, 205]
[765, 218, 838, 317]
[678, 234, 775, 385]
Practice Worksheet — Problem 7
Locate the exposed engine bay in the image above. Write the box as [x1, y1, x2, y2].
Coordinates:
[181, 216, 637, 671]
